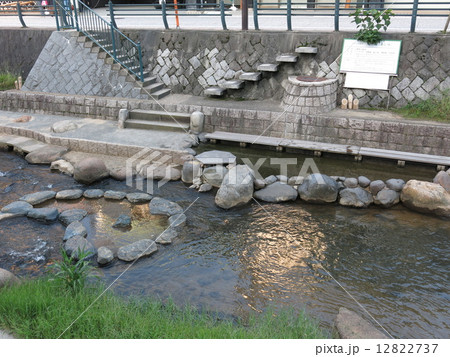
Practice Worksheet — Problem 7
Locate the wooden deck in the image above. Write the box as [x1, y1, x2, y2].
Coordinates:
[205, 131, 450, 167]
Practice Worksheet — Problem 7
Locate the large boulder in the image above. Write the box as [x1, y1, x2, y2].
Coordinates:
[1, 201, 33, 216]
[149, 197, 183, 216]
[254, 182, 298, 203]
[0, 268, 20, 289]
[298, 174, 339, 203]
[202, 165, 228, 188]
[335, 307, 388, 339]
[181, 160, 202, 184]
[73, 158, 109, 184]
[339, 187, 373, 208]
[215, 165, 254, 209]
[19, 191, 56, 205]
[117, 239, 158, 262]
[400, 180, 450, 218]
[374, 189, 400, 208]
[25, 146, 68, 164]
[433, 171, 450, 193]
[64, 236, 96, 260]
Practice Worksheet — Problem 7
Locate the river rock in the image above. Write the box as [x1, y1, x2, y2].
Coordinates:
[64, 221, 87, 241]
[254, 182, 298, 203]
[0, 213, 20, 221]
[433, 171, 450, 193]
[1, 201, 33, 216]
[386, 178, 405, 192]
[400, 180, 450, 217]
[27, 207, 59, 223]
[56, 189, 84, 200]
[104, 190, 127, 200]
[215, 165, 254, 209]
[298, 174, 339, 203]
[126, 192, 152, 203]
[202, 165, 228, 188]
[117, 239, 158, 262]
[374, 189, 400, 208]
[51, 120, 78, 133]
[59, 209, 88, 226]
[344, 178, 358, 188]
[335, 307, 388, 339]
[97, 246, 114, 266]
[64, 236, 96, 260]
[112, 214, 131, 229]
[254, 179, 266, 190]
[109, 167, 127, 181]
[149, 197, 183, 216]
[83, 189, 104, 199]
[339, 187, 373, 208]
[195, 150, 236, 165]
[264, 175, 277, 185]
[358, 176, 371, 188]
[155, 228, 177, 245]
[199, 183, 213, 192]
[276, 175, 288, 183]
[19, 191, 56, 205]
[369, 180, 385, 195]
[141, 164, 181, 181]
[25, 146, 68, 164]
[288, 176, 304, 186]
[73, 157, 109, 184]
[50, 160, 74, 176]
[181, 160, 202, 184]
[169, 213, 187, 228]
[0, 268, 19, 289]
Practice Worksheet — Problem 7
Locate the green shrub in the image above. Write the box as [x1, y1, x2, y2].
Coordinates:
[0, 71, 17, 91]
[350, 8, 394, 45]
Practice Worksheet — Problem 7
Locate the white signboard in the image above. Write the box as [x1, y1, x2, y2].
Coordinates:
[340, 39, 402, 75]
[344, 72, 390, 90]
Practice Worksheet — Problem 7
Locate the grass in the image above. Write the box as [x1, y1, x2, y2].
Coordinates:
[0, 278, 326, 339]
[0, 71, 17, 91]
[393, 91, 450, 123]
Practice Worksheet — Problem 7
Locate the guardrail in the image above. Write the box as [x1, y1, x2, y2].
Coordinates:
[75, 0, 144, 81]
[0, 1, 54, 27]
[108, 0, 231, 30]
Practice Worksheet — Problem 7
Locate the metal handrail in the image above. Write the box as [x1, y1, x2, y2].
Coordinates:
[0, 1, 55, 27]
[75, 1, 144, 82]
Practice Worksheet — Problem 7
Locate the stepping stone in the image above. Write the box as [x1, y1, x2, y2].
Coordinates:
[239, 72, 262, 81]
[195, 150, 236, 165]
[64, 221, 87, 241]
[295, 46, 318, 54]
[104, 191, 127, 200]
[83, 189, 104, 199]
[204, 87, 226, 97]
[220, 80, 245, 90]
[59, 209, 88, 226]
[1, 201, 33, 216]
[19, 191, 56, 205]
[257, 63, 279, 72]
[149, 197, 183, 217]
[276, 54, 298, 63]
[97, 246, 114, 266]
[126, 192, 152, 204]
[64, 236, 96, 260]
[56, 189, 84, 200]
[117, 239, 157, 262]
[112, 214, 132, 229]
[155, 228, 177, 245]
[168, 213, 186, 228]
[27, 207, 59, 223]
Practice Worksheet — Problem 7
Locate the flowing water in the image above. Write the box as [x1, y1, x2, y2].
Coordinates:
[0, 147, 449, 339]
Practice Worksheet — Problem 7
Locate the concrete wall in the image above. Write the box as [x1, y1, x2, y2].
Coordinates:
[0, 28, 53, 77]
[125, 29, 450, 108]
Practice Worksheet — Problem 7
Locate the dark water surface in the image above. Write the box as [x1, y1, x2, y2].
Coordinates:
[0, 148, 449, 338]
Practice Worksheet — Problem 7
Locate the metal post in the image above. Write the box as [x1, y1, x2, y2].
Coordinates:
[220, 0, 227, 30]
[110, 24, 117, 59]
[162, 0, 169, 30]
[73, 0, 80, 32]
[242, 0, 248, 30]
[410, 0, 419, 33]
[54, 1, 60, 30]
[334, 0, 340, 32]
[253, 0, 259, 30]
[109, 1, 117, 28]
[137, 43, 144, 82]
[287, 0, 292, 31]
[16, 2, 27, 28]
[444, 12, 450, 34]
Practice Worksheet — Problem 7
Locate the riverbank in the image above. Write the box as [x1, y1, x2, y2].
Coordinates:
[0, 278, 325, 339]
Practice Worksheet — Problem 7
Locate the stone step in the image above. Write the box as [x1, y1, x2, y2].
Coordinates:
[76, 35, 87, 43]
[257, 63, 279, 72]
[143, 82, 165, 94]
[140, 76, 157, 87]
[295, 46, 318, 54]
[204, 87, 226, 97]
[239, 72, 262, 82]
[128, 109, 190, 124]
[150, 88, 171, 100]
[276, 54, 298, 63]
[220, 80, 245, 90]
[124, 119, 189, 132]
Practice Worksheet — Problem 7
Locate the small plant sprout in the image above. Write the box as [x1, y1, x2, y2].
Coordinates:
[53, 248, 92, 293]
[350, 8, 394, 45]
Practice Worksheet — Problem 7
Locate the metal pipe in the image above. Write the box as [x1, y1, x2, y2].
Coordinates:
[242, 0, 248, 30]
[220, 0, 227, 30]
[410, 0, 419, 33]
[16, 2, 26, 28]
[287, 0, 292, 31]
[162, 0, 169, 30]
[253, 0, 259, 30]
[334, 0, 340, 32]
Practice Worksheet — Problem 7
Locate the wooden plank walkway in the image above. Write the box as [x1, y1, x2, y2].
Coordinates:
[205, 131, 450, 167]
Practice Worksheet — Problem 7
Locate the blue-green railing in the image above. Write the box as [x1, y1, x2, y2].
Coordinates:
[108, 0, 231, 30]
[0, 1, 55, 28]
[75, 1, 144, 82]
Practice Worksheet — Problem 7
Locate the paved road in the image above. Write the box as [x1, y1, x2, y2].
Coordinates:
[1, 7, 448, 33]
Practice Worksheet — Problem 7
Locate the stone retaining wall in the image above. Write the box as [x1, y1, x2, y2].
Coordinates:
[1, 91, 448, 157]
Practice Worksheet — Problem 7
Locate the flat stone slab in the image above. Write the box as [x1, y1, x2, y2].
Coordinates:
[149, 197, 183, 216]
[295, 46, 318, 54]
[25, 145, 68, 164]
[19, 191, 56, 205]
[257, 63, 279, 72]
[117, 239, 158, 262]
[220, 80, 245, 90]
[126, 192, 153, 204]
[56, 189, 84, 200]
[204, 87, 226, 97]
[276, 54, 298, 63]
[27, 207, 59, 222]
[59, 209, 88, 226]
[335, 307, 389, 339]
[195, 150, 236, 165]
[1, 201, 33, 215]
[239, 72, 262, 81]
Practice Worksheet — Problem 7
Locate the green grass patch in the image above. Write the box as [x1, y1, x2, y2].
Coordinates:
[0, 278, 326, 339]
[393, 91, 450, 123]
[0, 72, 17, 91]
